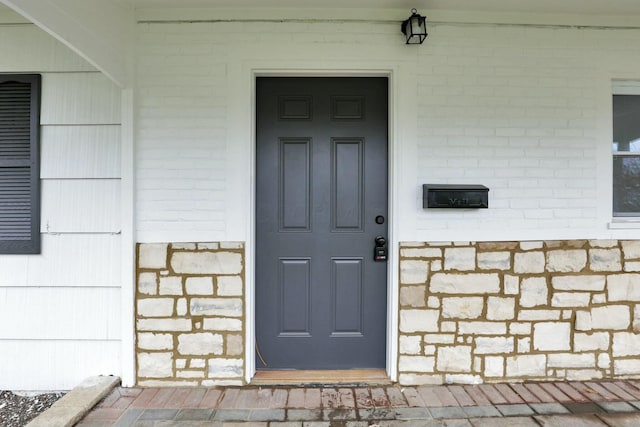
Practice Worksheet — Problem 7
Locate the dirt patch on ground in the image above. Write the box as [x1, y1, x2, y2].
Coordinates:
[0, 390, 65, 427]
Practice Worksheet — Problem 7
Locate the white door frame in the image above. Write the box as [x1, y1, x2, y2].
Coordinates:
[234, 64, 403, 382]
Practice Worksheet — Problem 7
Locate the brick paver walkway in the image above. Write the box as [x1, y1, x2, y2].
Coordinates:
[76, 380, 640, 426]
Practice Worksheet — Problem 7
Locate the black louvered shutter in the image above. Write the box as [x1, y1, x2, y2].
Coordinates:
[0, 75, 40, 254]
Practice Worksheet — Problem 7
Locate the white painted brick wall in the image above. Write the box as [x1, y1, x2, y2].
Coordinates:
[136, 16, 640, 243]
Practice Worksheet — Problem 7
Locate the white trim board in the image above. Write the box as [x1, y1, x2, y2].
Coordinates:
[239, 64, 406, 383]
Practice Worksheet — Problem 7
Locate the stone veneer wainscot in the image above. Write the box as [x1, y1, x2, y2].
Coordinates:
[136, 242, 245, 386]
[399, 240, 640, 385]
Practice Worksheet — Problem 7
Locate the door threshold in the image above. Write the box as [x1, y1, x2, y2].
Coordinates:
[251, 369, 391, 386]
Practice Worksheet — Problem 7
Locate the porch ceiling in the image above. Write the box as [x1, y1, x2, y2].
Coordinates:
[129, 0, 640, 16]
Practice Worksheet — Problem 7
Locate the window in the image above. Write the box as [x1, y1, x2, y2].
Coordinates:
[0, 74, 41, 254]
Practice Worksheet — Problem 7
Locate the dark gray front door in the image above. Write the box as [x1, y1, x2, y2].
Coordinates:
[256, 77, 388, 369]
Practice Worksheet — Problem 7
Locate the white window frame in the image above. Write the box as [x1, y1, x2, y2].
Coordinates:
[612, 81, 640, 220]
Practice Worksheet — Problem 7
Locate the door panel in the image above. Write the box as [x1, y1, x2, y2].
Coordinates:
[256, 77, 388, 369]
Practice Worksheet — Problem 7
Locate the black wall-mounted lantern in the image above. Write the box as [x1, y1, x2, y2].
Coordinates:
[401, 8, 428, 44]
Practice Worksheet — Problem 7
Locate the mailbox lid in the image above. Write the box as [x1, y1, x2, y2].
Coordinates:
[423, 184, 489, 208]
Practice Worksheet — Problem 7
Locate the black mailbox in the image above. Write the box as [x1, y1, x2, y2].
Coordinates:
[423, 184, 489, 209]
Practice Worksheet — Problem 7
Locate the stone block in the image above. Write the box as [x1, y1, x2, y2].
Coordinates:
[458, 321, 506, 335]
[444, 248, 476, 271]
[177, 371, 205, 379]
[190, 298, 243, 317]
[139, 243, 168, 269]
[399, 356, 435, 372]
[614, 359, 640, 375]
[399, 309, 439, 332]
[400, 260, 429, 284]
[220, 242, 243, 249]
[203, 317, 243, 331]
[227, 334, 243, 356]
[514, 252, 545, 273]
[159, 276, 183, 295]
[520, 277, 548, 307]
[198, 242, 220, 250]
[533, 322, 570, 351]
[441, 297, 484, 319]
[613, 332, 640, 356]
[591, 305, 630, 330]
[622, 241, 640, 259]
[575, 311, 592, 331]
[635, 304, 640, 333]
[185, 277, 214, 295]
[552, 275, 605, 291]
[518, 310, 561, 321]
[474, 337, 514, 354]
[430, 273, 500, 294]
[172, 243, 196, 250]
[573, 332, 610, 351]
[485, 356, 504, 377]
[137, 298, 174, 317]
[590, 249, 622, 272]
[479, 242, 518, 250]
[596, 354, 611, 370]
[506, 355, 546, 377]
[191, 359, 206, 368]
[477, 251, 511, 270]
[592, 293, 607, 304]
[504, 275, 519, 294]
[138, 352, 173, 378]
[400, 286, 426, 307]
[566, 369, 603, 381]
[509, 322, 531, 335]
[427, 296, 440, 308]
[137, 318, 192, 331]
[608, 274, 640, 301]
[546, 250, 587, 272]
[437, 346, 472, 372]
[177, 298, 187, 316]
[517, 337, 531, 353]
[217, 276, 243, 296]
[208, 358, 243, 378]
[625, 262, 640, 272]
[520, 241, 543, 250]
[176, 359, 186, 369]
[444, 374, 482, 385]
[138, 272, 158, 295]
[486, 297, 515, 320]
[547, 353, 595, 368]
[589, 240, 617, 248]
[441, 321, 456, 332]
[138, 332, 174, 350]
[551, 292, 591, 307]
[178, 333, 223, 355]
[401, 248, 442, 258]
[424, 334, 455, 344]
[171, 252, 243, 275]
[398, 374, 443, 385]
[399, 335, 422, 354]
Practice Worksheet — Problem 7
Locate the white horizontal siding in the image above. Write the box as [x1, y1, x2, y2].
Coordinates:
[0, 5, 29, 23]
[0, 7, 125, 390]
[0, 234, 121, 287]
[0, 340, 120, 390]
[0, 287, 121, 340]
[41, 73, 121, 125]
[41, 180, 121, 233]
[41, 125, 121, 178]
[0, 25, 94, 72]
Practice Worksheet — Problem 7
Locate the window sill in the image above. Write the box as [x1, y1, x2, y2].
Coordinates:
[608, 220, 640, 229]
